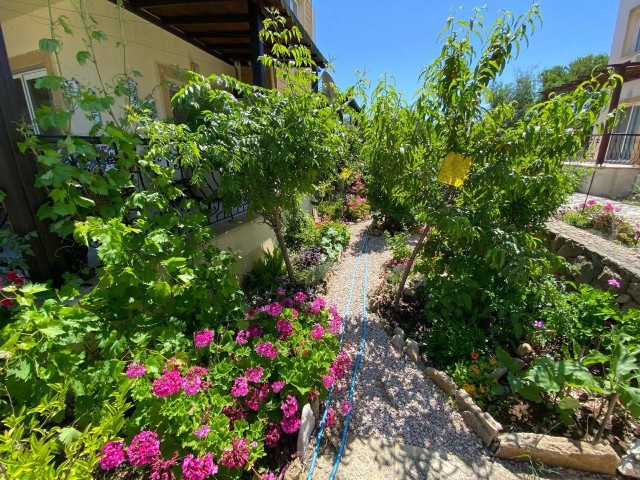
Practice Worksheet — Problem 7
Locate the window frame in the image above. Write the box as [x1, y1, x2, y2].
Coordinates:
[13, 68, 49, 133]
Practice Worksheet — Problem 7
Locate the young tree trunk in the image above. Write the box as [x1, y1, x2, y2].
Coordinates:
[272, 209, 296, 284]
[594, 391, 619, 442]
[392, 225, 430, 310]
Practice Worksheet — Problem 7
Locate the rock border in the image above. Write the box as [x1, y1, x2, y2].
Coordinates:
[390, 333, 620, 476]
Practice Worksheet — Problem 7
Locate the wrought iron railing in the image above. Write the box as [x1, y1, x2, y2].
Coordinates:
[568, 133, 640, 165]
[35, 135, 248, 226]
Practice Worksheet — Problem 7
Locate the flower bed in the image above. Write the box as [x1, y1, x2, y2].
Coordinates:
[559, 199, 640, 248]
[93, 291, 347, 479]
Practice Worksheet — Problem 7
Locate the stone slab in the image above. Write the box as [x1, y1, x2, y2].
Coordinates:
[495, 432, 619, 476]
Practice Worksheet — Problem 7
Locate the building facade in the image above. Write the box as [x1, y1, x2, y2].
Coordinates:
[0, 0, 324, 275]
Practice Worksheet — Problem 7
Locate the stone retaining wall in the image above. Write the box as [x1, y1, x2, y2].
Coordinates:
[546, 220, 640, 310]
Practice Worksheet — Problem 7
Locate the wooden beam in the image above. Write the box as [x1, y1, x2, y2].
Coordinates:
[187, 30, 249, 38]
[0, 21, 69, 281]
[166, 14, 249, 24]
[248, 1, 265, 87]
[130, 0, 225, 8]
[596, 64, 626, 165]
[204, 42, 250, 50]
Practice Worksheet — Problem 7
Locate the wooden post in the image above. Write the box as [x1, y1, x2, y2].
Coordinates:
[248, 0, 265, 87]
[596, 64, 626, 165]
[0, 21, 68, 281]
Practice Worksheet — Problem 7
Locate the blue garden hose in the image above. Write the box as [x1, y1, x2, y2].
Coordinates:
[306, 232, 370, 480]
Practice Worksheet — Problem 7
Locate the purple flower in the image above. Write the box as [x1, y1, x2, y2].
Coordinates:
[308, 296, 326, 314]
[277, 287, 286, 296]
[99, 441, 126, 470]
[127, 431, 160, 467]
[277, 319, 295, 340]
[236, 330, 249, 345]
[152, 370, 183, 398]
[280, 394, 298, 418]
[231, 377, 249, 397]
[256, 342, 279, 360]
[125, 360, 147, 379]
[325, 408, 337, 428]
[310, 323, 324, 341]
[271, 380, 286, 393]
[247, 325, 263, 338]
[194, 425, 210, 438]
[220, 438, 249, 469]
[328, 315, 342, 334]
[264, 422, 281, 447]
[194, 329, 214, 348]
[533, 320, 546, 329]
[608, 278, 621, 289]
[245, 366, 264, 383]
[150, 453, 178, 480]
[293, 291, 307, 303]
[280, 415, 301, 434]
[266, 302, 283, 317]
[262, 471, 276, 480]
[182, 453, 217, 480]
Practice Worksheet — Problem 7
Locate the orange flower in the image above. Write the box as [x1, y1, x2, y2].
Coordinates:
[470, 351, 479, 360]
[471, 364, 480, 374]
[489, 358, 497, 366]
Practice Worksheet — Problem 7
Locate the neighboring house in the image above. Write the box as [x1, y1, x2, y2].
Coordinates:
[0, 0, 326, 276]
[552, 1, 640, 197]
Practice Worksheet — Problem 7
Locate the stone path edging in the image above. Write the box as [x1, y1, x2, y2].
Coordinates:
[421, 366, 620, 476]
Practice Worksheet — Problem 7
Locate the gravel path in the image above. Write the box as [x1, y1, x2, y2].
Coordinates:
[305, 221, 609, 480]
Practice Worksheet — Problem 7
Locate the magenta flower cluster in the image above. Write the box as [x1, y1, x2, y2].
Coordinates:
[279, 394, 300, 434]
[125, 360, 147, 379]
[194, 329, 214, 348]
[256, 341, 279, 360]
[310, 323, 324, 340]
[182, 453, 217, 480]
[152, 366, 208, 398]
[220, 437, 250, 469]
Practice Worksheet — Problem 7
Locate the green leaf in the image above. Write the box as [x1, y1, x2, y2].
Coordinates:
[619, 385, 640, 418]
[76, 50, 92, 66]
[39, 326, 65, 338]
[58, 427, 82, 446]
[39, 38, 60, 53]
[91, 30, 107, 42]
[34, 76, 64, 90]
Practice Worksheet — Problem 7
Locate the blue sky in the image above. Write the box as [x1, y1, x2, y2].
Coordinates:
[314, 1, 618, 99]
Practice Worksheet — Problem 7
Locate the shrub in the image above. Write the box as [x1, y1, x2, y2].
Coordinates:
[284, 209, 318, 251]
[243, 249, 286, 294]
[384, 231, 411, 262]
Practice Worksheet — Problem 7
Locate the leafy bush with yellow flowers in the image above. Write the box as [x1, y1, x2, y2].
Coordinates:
[447, 352, 505, 408]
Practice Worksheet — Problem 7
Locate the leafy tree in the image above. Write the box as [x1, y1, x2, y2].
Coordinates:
[364, 6, 617, 313]
[172, 14, 347, 283]
[540, 53, 609, 93]
[489, 68, 540, 123]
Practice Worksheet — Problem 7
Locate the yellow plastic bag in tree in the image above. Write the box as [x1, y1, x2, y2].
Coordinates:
[437, 152, 472, 187]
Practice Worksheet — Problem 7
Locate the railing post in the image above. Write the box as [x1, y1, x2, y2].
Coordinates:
[596, 64, 626, 165]
[0, 21, 69, 281]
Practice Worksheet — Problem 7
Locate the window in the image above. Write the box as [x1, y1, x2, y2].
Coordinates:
[167, 81, 188, 124]
[608, 105, 640, 162]
[626, 8, 640, 56]
[286, 0, 298, 18]
[13, 68, 58, 134]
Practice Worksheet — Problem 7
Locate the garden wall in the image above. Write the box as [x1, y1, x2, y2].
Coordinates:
[546, 220, 640, 310]
[567, 163, 640, 198]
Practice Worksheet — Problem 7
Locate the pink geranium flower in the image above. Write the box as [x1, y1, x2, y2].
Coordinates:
[256, 342, 279, 360]
[194, 329, 214, 348]
[182, 453, 217, 480]
[125, 360, 147, 378]
[99, 441, 126, 470]
[152, 370, 183, 398]
[310, 323, 324, 340]
[127, 431, 160, 467]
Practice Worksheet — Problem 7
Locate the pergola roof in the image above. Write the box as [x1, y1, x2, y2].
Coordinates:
[542, 61, 640, 97]
[112, 0, 327, 67]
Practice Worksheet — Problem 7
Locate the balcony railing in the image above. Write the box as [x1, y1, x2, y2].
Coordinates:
[569, 133, 640, 165]
[34, 135, 248, 226]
